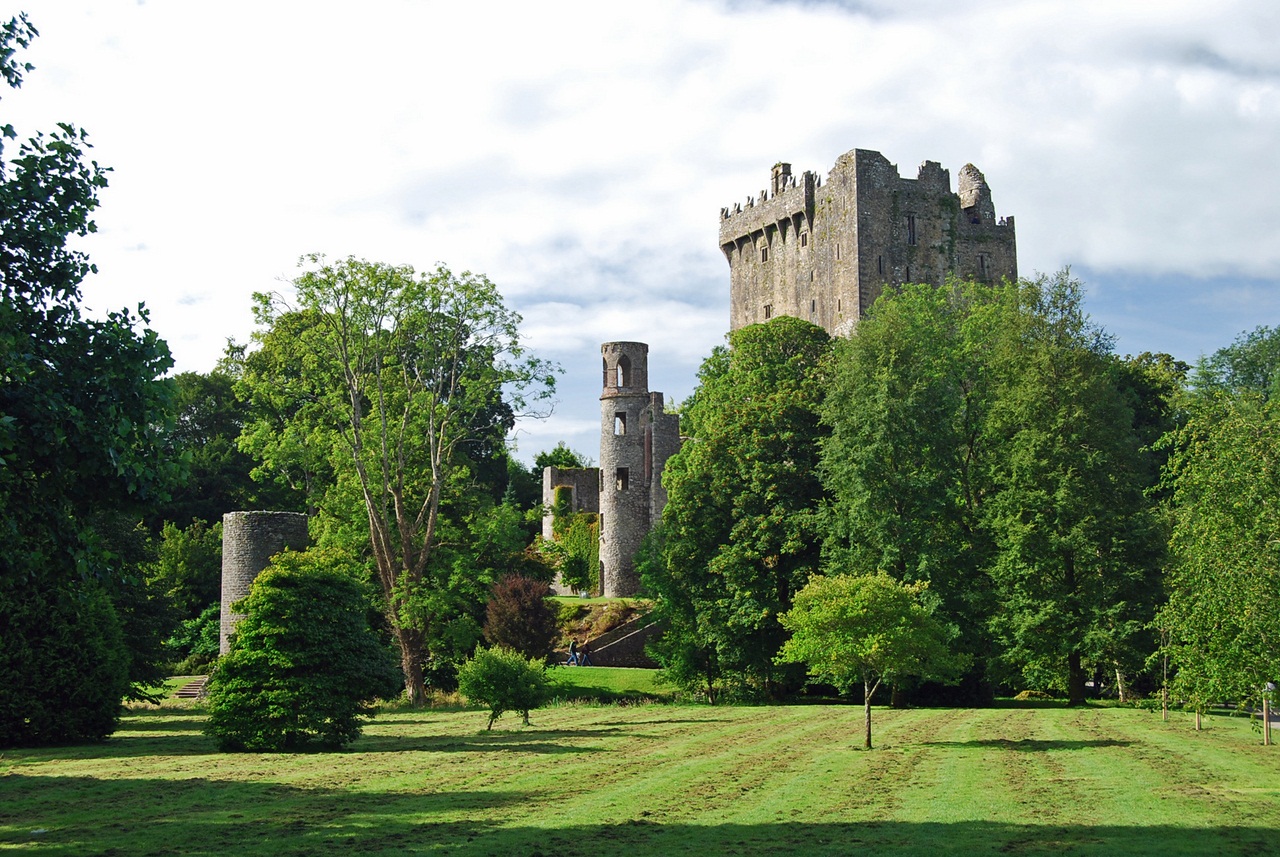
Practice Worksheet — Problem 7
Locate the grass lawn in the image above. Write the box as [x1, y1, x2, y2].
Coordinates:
[2, 700, 1278, 855]
[549, 665, 675, 702]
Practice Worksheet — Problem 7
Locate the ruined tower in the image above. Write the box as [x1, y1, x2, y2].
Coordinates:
[220, 511, 309, 654]
[719, 148, 1017, 336]
[597, 342, 681, 597]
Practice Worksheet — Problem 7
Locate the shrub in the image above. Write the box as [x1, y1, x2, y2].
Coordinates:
[165, 602, 221, 674]
[457, 646, 552, 729]
[0, 576, 129, 747]
[204, 549, 401, 751]
[482, 573, 558, 660]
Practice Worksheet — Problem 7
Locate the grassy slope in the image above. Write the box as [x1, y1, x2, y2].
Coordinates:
[1, 703, 1277, 856]
[549, 665, 674, 701]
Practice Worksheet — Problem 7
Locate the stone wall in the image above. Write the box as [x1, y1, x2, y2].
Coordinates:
[219, 511, 309, 654]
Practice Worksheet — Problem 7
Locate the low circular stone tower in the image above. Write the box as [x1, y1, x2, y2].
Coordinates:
[219, 511, 309, 654]
[599, 342, 653, 597]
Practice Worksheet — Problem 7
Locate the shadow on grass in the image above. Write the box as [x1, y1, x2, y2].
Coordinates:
[0, 775, 1272, 857]
[925, 738, 1133, 751]
[351, 728, 622, 755]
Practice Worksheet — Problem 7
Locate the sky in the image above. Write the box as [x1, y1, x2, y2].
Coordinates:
[7, 0, 1280, 463]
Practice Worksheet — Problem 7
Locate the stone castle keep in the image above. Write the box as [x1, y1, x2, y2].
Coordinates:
[721, 148, 1016, 336]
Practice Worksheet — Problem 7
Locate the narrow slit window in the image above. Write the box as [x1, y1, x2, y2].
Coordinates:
[614, 412, 626, 435]
[800, 232, 808, 248]
[978, 253, 989, 277]
[907, 214, 917, 246]
[764, 304, 773, 320]
[835, 244, 841, 261]
[760, 245, 769, 263]
[616, 467, 629, 491]
[878, 255, 884, 275]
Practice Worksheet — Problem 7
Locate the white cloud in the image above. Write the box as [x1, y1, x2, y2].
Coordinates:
[7, 0, 1280, 462]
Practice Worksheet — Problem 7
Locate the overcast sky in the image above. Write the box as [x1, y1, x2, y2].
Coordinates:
[8, 1, 1279, 463]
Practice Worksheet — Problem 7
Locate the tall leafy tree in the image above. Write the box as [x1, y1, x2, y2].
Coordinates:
[0, 15, 176, 745]
[981, 274, 1164, 704]
[820, 280, 1001, 698]
[1158, 394, 1280, 716]
[646, 317, 831, 699]
[245, 256, 556, 704]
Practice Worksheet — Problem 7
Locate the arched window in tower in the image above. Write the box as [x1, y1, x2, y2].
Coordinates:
[616, 354, 632, 387]
[616, 467, 629, 491]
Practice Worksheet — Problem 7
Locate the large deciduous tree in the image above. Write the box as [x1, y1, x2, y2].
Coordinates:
[0, 15, 176, 745]
[247, 256, 556, 704]
[645, 316, 831, 699]
[1158, 394, 1280, 720]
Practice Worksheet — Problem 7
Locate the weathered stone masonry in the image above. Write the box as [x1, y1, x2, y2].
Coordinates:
[542, 342, 681, 598]
[720, 148, 1017, 336]
[219, 511, 309, 654]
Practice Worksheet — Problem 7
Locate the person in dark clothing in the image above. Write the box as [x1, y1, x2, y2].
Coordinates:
[579, 640, 593, 666]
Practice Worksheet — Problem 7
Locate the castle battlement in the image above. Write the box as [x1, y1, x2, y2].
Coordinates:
[721, 146, 1018, 335]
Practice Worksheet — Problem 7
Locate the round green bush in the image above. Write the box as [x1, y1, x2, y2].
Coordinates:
[204, 549, 401, 751]
[457, 645, 551, 730]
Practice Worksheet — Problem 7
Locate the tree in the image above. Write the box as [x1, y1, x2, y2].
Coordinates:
[820, 280, 1001, 700]
[0, 15, 176, 745]
[482, 573, 558, 660]
[981, 274, 1164, 704]
[777, 572, 965, 749]
[204, 549, 401, 752]
[1158, 394, 1280, 721]
[645, 317, 831, 698]
[246, 256, 557, 704]
[456, 646, 552, 730]
[1192, 325, 1280, 400]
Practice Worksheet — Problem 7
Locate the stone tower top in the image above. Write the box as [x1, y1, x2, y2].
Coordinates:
[601, 341, 650, 398]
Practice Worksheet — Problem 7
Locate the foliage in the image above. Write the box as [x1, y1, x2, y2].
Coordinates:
[0, 575, 129, 747]
[165, 602, 222, 675]
[1158, 394, 1280, 712]
[148, 519, 222, 621]
[645, 317, 832, 700]
[534, 441, 592, 471]
[980, 274, 1164, 704]
[0, 15, 176, 744]
[456, 645, 552, 729]
[778, 572, 965, 748]
[241, 256, 558, 704]
[820, 274, 1167, 704]
[1192, 324, 1280, 400]
[482, 573, 558, 660]
[204, 549, 401, 751]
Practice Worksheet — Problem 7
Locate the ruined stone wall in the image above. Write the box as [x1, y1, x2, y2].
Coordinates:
[220, 511, 309, 654]
[541, 466, 601, 541]
[722, 147, 1017, 336]
[599, 342, 654, 597]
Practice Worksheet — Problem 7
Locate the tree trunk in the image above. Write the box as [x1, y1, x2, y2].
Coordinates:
[1263, 693, 1272, 747]
[864, 679, 874, 750]
[890, 685, 907, 709]
[396, 626, 426, 706]
[1066, 650, 1087, 706]
[1114, 667, 1129, 704]
[1195, 708, 1202, 731]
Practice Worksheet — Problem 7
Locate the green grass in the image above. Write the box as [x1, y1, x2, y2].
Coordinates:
[2, 702, 1277, 855]
[549, 665, 675, 702]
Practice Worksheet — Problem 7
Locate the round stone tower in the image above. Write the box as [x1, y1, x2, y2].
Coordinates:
[220, 511, 309, 654]
[599, 342, 653, 597]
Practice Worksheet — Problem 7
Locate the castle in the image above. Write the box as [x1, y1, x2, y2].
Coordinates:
[720, 148, 1016, 336]
[541, 147, 1018, 598]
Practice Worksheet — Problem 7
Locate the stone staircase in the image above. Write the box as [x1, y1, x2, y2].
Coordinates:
[173, 677, 209, 699]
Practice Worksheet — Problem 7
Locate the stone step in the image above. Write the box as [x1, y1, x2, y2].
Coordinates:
[173, 677, 209, 699]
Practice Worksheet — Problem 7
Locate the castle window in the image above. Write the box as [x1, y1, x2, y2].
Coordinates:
[835, 244, 841, 261]
[800, 232, 808, 248]
[810, 299, 816, 313]
[614, 412, 626, 436]
[907, 215, 917, 246]
[764, 304, 773, 320]
[838, 298, 842, 313]
[978, 253, 989, 278]
[760, 245, 769, 263]
[878, 255, 884, 275]
[616, 467, 629, 491]
[616, 354, 631, 387]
